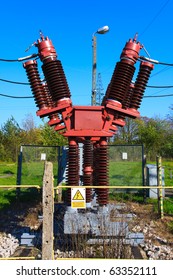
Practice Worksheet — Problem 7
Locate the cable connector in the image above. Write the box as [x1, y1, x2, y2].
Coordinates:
[17, 53, 39, 61]
[139, 56, 159, 64]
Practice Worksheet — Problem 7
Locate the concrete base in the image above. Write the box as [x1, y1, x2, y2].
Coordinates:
[63, 203, 143, 245]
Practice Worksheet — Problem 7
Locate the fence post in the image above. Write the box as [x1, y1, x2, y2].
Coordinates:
[42, 161, 54, 260]
[16, 146, 23, 199]
[156, 156, 164, 219]
[143, 154, 147, 203]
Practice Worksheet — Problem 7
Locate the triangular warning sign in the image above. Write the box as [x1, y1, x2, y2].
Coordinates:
[73, 190, 84, 200]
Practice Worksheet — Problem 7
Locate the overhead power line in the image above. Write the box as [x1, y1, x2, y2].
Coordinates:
[1, 92, 173, 100]
[0, 93, 33, 99]
[0, 78, 29, 85]
[1, 76, 173, 89]
[147, 85, 173, 88]
[139, 0, 170, 37]
[144, 93, 173, 98]
[0, 53, 38, 62]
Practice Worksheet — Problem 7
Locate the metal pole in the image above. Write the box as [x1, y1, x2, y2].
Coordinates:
[92, 35, 97, 105]
[156, 156, 164, 219]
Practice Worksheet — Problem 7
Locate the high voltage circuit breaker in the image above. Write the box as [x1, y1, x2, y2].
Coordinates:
[23, 32, 154, 209]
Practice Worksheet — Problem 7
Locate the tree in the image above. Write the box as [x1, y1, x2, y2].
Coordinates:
[22, 113, 36, 131]
[135, 117, 170, 160]
[0, 116, 22, 161]
[39, 121, 67, 146]
[112, 118, 139, 144]
[111, 115, 173, 160]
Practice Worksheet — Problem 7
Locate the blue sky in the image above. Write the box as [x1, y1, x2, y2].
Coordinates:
[0, 0, 173, 127]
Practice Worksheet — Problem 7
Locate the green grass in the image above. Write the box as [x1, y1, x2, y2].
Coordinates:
[0, 161, 58, 210]
[147, 197, 173, 215]
[1, 158, 173, 214]
[109, 192, 173, 215]
[109, 191, 144, 203]
[0, 161, 58, 186]
[167, 221, 173, 233]
[147, 159, 173, 186]
[109, 161, 143, 186]
[22, 161, 58, 186]
[162, 159, 173, 186]
[0, 188, 16, 209]
[21, 161, 45, 185]
[0, 187, 41, 210]
[0, 162, 17, 185]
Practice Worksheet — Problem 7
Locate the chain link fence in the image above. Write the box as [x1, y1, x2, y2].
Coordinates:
[108, 145, 144, 194]
[17, 145, 60, 187]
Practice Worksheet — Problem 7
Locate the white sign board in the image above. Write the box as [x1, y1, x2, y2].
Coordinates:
[41, 153, 46, 161]
[122, 152, 128, 160]
[71, 188, 86, 209]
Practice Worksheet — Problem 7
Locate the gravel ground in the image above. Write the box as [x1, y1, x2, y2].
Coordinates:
[0, 233, 19, 258]
[0, 201, 173, 259]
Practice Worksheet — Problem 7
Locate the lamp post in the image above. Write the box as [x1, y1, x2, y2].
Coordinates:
[91, 25, 109, 106]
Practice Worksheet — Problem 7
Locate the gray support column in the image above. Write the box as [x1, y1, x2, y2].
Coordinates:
[42, 161, 54, 260]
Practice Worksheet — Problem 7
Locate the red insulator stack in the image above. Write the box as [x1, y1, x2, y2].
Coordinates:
[103, 36, 142, 107]
[130, 61, 154, 110]
[122, 83, 135, 109]
[42, 60, 71, 103]
[96, 138, 109, 206]
[105, 62, 135, 104]
[35, 36, 71, 105]
[66, 139, 79, 206]
[115, 83, 135, 123]
[42, 82, 60, 122]
[42, 82, 55, 108]
[93, 143, 100, 187]
[23, 60, 48, 109]
[23, 60, 60, 122]
[83, 139, 93, 203]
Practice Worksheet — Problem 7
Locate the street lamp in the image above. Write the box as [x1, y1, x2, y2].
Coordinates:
[91, 25, 109, 105]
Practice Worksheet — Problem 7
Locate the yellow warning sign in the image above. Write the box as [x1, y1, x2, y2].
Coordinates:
[72, 190, 84, 200]
[72, 201, 85, 208]
[71, 188, 86, 209]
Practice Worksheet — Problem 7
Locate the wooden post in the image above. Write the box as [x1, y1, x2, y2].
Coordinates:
[42, 161, 54, 260]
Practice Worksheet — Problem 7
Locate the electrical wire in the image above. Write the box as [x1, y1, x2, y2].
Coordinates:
[0, 78, 29, 85]
[139, 56, 173, 66]
[139, 0, 170, 37]
[147, 85, 173, 88]
[0, 58, 22, 62]
[0, 93, 33, 99]
[144, 93, 173, 98]
[1, 92, 173, 99]
[157, 61, 173, 66]
[150, 66, 170, 79]
[0, 53, 38, 62]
